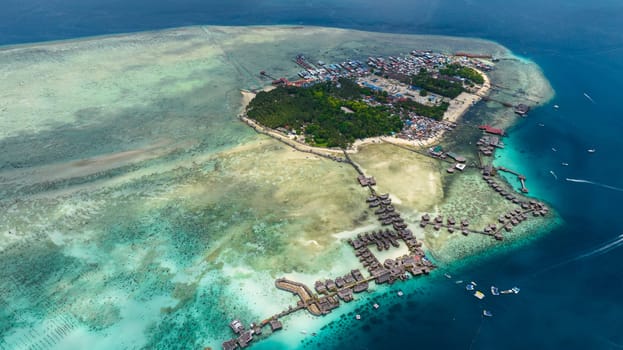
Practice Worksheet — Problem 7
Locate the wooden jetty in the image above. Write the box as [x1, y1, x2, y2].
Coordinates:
[496, 166, 529, 193]
[224, 98, 547, 349]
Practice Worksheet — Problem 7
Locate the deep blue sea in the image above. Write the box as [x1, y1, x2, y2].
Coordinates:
[3, 0, 623, 348]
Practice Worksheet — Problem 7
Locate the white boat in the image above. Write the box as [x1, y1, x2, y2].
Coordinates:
[500, 289, 513, 294]
[491, 286, 500, 296]
[301, 330, 307, 334]
[444, 273, 452, 279]
[373, 303, 379, 309]
[455, 280, 464, 284]
[551, 147, 557, 152]
[355, 314, 361, 320]
[466, 284, 475, 291]
[587, 149, 596, 153]
[553, 104, 559, 109]
[483, 310, 493, 317]
[561, 162, 569, 166]
[397, 291, 404, 297]
[550, 170, 558, 180]
[470, 281, 477, 286]
[583, 92, 595, 104]
[538, 123, 545, 127]
[512, 286, 521, 294]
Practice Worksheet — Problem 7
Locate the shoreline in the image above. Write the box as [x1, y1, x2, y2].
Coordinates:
[239, 68, 491, 155]
[0, 24, 558, 350]
[0, 25, 511, 54]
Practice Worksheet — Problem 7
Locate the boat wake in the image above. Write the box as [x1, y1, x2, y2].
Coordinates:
[565, 178, 623, 192]
[584, 92, 596, 104]
[575, 234, 623, 260]
[531, 234, 623, 277]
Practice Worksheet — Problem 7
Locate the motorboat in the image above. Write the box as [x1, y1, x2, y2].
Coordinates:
[483, 310, 493, 317]
[474, 291, 485, 299]
[491, 286, 500, 296]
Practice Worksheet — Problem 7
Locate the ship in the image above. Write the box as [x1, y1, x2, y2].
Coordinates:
[491, 286, 500, 296]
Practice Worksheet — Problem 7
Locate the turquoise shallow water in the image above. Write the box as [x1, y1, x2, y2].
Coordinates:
[0, 26, 554, 349]
[2, 0, 623, 348]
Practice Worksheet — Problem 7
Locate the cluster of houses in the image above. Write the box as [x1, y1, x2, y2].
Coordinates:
[399, 116, 456, 143]
[287, 54, 370, 87]
[478, 134, 505, 156]
[222, 318, 283, 350]
[367, 51, 451, 77]
[313, 269, 369, 303]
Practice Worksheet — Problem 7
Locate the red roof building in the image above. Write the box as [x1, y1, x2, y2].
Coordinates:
[479, 125, 505, 136]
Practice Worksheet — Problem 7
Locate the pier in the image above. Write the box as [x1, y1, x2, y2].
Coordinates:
[496, 166, 529, 193]
[221, 167, 435, 349]
[226, 52, 549, 349]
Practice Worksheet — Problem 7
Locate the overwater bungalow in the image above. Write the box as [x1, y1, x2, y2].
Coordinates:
[326, 280, 337, 292]
[269, 319, 283, 332]
[369, 200, 380, 208]
[222, 339, 239, 350]
[315, 281, 328, 294]
[237, 330, 253, 348]
[230, 320, 245, 334]
[353, 282, 369, 293]
[337, 288, 354, 302]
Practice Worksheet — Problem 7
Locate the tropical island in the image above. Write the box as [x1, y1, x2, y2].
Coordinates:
[226, 48, 552, 349]
[0, 26, 555, 350]
[244, 51, 490, 149]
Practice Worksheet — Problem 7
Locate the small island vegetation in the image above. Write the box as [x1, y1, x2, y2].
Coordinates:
[246, 77, 457, 148]
[407, 69, 465, 99]
[439, 63, 485, 85]
[246, 78, 402, 147]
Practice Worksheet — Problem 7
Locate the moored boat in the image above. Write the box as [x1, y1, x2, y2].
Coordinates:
[491, 286, 500, 296]
[474, 291, 485, 299]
